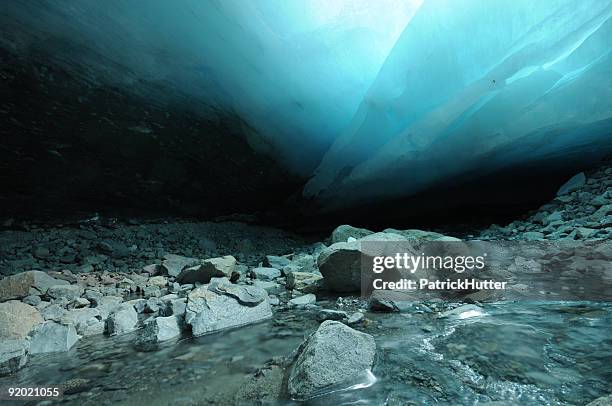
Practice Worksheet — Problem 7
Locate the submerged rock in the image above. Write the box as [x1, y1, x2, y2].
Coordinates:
[176, 255, 238, 284]
[185, 277, 271, 336]
[0, 270, 68, 301]
[0, 300, 43, 339]
[29, 321, 78, 354]
[0, 339, 29, 376]
[288, 320, 376, 399]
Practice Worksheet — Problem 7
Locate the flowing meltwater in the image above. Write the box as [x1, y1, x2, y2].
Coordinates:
[1, 300, 610, 405]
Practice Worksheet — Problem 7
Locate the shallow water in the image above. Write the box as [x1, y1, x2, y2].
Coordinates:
[2, 301, 611, 405]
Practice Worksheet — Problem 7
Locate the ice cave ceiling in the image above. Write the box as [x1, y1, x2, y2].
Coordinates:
[1, 0, 612, 221]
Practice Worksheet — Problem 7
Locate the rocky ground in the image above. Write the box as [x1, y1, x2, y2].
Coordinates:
[0, 161, 611, 405]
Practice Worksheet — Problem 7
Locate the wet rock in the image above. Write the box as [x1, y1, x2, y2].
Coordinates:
[557, 172, 586, 195]
[288, 320, 376, 399]
[0, 339, 29, 376]
[369, 297, 400, 312]
[62, 378, 93, 395]
[139, 315, 182, 343]
[0, 300, 43, 339]
[185, 277, 271, 336]
[587, 394, 612, 406]
[250, 267, 281, 281]
[347, 312, 365, 325]
[317, 309, 348, 322]
[439, 304, 484, 319]
[46, 284, 84, 301]
[106, 304, 139, 335]
[29, 321, 78, 354]
[0, 270, 69, 301]
[176, 255, 237, 284]
[126, 298, 147, 314]
[331, 225, 374, 243]
[289, 294, 316, 307]
[285, 271, 323, 293]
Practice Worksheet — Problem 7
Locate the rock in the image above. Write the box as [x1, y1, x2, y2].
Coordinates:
[0, 301, 43, 339]
[106, 304, 139, 335]
[288, 321, 376, 399]
[61, 308, 103, 336]
[331, 225, 373, 243]
[317, 309, 348, 322]
[71, 297, 90, 308]
[289, 294, 316, 307]
[285, 271, 323, 293]
[143, 285, 161, 298]
[41, 304, 67, 321]
[23, 295, 42, 306]
[126, 298, 147, 313]
[160, 254, 200, 277]
[46, 284, 84, 301]
[439, 304, 484, 319]
[263, 255, 292, 269]
[252, 280, 280, 293]
[369, 297, 399, 312]
[185, 277, 272, 336]
[29, 321, 78, 354]
[250, 267, 281, 281]
[587, 395, 612, 406]
[0, 270, 69, 301]
[160, 298, 187, 317]
[145, 297, 162, 313]
[0, 339, 29, 376]
[522, 231, 545, 240]
[542, 211, 563, 226]
[139, 315, 182, 343]
[347, 312, 365, 325]
[176, 255, 237, 284]
[557, 172, 586, 195]
[91, 296, 123, 319]
[147, 276, 168, 287]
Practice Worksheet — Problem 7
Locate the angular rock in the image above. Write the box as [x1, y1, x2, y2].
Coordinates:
[161, 298, 187, 317]
[29, 321, 78, 354]
[587, 395, 612, 406]
[106, 304, 139, 335]
[61, 308, 104, 336]
[91, 295, 123, 319]
[139, 315, 182, 343]
[0, 300, 43, 339]
[0, 339, 30, 376]
[176, 255, 237, 284]
[288, 321, 376, 399]
[147, 276, 168, 287]
[263, 255, 292, 269]
[369, 297, 399, 312]
[160, 254, 200, 277]
[285, 271, 323, 293]
[250, 267, 281, 281]
[317, 309, 348, 322]
[23, 294, 42, 306]
[347, 312, 365, 325]
[46, 284, 84, 301]
[41, 303, 67, 321]
[0, 271, 69, 301]
[557, 172, 586, 196]
[331, 225, 373, 243]
[289, 294, 316, 307]
[185, 277, 271, 336]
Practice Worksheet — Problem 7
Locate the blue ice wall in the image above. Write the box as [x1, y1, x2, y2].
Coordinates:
[305, 0, 612, 206]
[4, 0, 612, 208]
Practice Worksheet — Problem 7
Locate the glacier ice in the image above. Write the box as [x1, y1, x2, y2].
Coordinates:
[3, 0, 612, 210]
[304, 0, 612, 208]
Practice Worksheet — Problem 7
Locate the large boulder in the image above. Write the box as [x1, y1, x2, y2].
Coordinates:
[176, 255, 238, 284]
[0, 300, 43, 339]
[288, 321, 376, 399]
[106, 304, 139, 335]
[317, 232, 405, 292]
[331, 225, 373, 243]
[0, 271, 69, 301]
[185, 277, 271, 336]
[139, 315, 182, 343]
[29, 321, 79, 354]
[0, 339, 30, 376]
